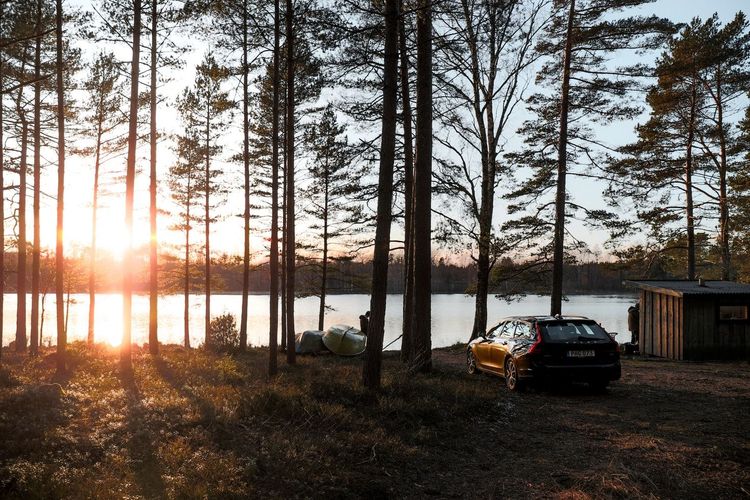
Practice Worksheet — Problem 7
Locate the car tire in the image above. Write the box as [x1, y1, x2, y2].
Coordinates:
[505, 358, 524, 392]
[466, 349, 478, 375]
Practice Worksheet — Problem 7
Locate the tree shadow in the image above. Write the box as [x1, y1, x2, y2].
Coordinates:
[119, 367, 166, 499]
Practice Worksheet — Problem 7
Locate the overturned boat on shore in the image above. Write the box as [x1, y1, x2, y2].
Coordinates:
[322, 324, 367, 356]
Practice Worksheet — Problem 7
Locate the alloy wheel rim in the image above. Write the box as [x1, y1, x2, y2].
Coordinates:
[507, 361, 516, 388]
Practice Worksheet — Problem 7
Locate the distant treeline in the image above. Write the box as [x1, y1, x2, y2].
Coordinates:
[1, 251, 641, 296]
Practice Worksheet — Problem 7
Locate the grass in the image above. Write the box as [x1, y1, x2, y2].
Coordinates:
[0, 343, 748, 499]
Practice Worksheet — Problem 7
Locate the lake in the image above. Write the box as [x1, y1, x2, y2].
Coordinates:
[1, 293, 638, 349]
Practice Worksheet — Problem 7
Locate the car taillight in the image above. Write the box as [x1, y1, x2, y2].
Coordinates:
[528, 323, 544, 354]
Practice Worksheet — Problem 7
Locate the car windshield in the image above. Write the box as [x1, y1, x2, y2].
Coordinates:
[541, 321, 610, 342]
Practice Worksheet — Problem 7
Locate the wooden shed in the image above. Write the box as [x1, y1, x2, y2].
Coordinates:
[624, 280, 750, 361]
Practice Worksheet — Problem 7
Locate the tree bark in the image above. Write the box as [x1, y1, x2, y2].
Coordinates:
[399, 8, 415, 362]
[239, 0, 251, 350]
[284, 0, 296, 364]
[148, 0, 159, 355]
[16, 117, 28, 353]
[550, 0, 575, 316]
[122, 0, 141, 370]
[685, 69, 697, 281]
[204, 103, 212, 347]
[0, 3, 4, 363]
[31, 2, 42, 356]
[362, 0, 399, 390]
[714, 66, 730, 280]
[411, 0, 432, 372]
[184, 181, 191, 349]
[55, 0, 66, 371]
[318, 176, 329, 331]
[269, 0, 281, 375]
[88, 102, 104, 345]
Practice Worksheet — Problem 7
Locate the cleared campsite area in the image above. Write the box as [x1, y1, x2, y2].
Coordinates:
[0, 344, 748, 498]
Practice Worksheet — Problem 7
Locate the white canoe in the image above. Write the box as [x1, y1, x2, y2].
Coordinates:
[322, 324, 367, 356]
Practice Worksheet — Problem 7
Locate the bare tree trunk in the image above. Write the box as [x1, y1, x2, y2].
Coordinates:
[204, 105, 211, 347]
[318, 182, 329, 331]
[16, 114, 28, 353]
[239, 0, 251, 350]
[55, 0, 66, 371]
[280, 152, 287, 352]
[148, 0, 159, 355]
[88, 109, 104, 345]
[284, 0, 296, 364]
[410, 0, 432, 372]
[685, 72, 697, 281]
[550, 0, 575, 316]
[30, 2, 42, 356]
[269, 0, 281, 375]
[362, 0, 399, 390]
[714, 66, 730, 280]
[0, 6, 4, 363]
[399, 9, 415, 363]
[184, 187, 191, 348]
[122, 0, 141, 370]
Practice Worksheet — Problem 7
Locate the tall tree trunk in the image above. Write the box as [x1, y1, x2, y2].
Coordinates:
[184, 185, 191, 348]
[284, 0, 296, 364]
[269, 0, 281, 375]
[685, 71, 697, 281]
[0, 6, 4, 363]
[88, 108, 104, 344]
[280, 153, 287, 352]
[122, 0, 142, 370]
[362, 0, 399, 390]
[240, 0, 251, 350]
[411, 0, 432, 372]
[16, 117, 27, 353]
[31, 3, 42, 356]
[148, 0, 159, 355]
[55, 0, 66, 371]
[399, 8, 415, 362]
[204, 107, 211, 347]
[715, 66, 730, 280]
[550, 0, 575, 316]
[318, 180, 329, 331]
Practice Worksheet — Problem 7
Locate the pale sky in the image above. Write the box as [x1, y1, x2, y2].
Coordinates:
[21, 0, 750, 263]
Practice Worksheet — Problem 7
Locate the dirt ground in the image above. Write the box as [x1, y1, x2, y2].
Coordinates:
[431, 348, 750, 499]
[0, 344, 748, 499]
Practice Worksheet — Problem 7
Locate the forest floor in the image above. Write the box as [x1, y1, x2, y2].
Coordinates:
[0, 343, 748, 499]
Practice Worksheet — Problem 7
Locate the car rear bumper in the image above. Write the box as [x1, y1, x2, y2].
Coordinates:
[525, 361, 621, 382]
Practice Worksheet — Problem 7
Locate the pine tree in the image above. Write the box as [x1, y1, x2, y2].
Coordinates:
[508, 0, 673, 313]
[301, 105, 362, 331]
[177, 53, 233, 347]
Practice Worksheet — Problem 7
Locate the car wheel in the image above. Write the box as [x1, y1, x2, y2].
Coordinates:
[466, 349, 478, 375]
[505, 358, 523, 392]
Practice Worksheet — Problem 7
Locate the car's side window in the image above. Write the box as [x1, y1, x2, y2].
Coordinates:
[486, 323, 502, 339]
[500, 321, 516, 338]
[515, 322, 532, 339]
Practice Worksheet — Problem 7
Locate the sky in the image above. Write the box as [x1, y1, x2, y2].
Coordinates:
[23, 0, 750, 264]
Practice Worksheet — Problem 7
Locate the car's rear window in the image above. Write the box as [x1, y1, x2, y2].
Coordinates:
[541, 321, 610, 342]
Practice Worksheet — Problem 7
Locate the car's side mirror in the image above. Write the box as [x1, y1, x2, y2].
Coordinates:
[608, 332, 618, 340]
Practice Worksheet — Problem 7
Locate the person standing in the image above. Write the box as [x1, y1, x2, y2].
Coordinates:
[627, 302, 640, 344]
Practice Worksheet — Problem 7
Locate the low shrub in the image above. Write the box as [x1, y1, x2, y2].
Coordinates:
[206, 314, 239, 352]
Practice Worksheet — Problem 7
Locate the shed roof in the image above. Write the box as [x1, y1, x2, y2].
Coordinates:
[624, 279, 750, 297]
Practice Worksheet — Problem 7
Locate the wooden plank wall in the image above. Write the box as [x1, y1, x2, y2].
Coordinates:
[641, 290, 682, 360]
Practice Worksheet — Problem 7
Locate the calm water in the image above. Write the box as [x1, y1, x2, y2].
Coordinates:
[1, 293, 638, 348]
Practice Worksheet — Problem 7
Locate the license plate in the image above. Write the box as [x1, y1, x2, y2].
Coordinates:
[568, 350, 595, 358]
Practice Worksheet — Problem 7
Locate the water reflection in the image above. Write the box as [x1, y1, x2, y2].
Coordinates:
[2, 293, 637, 348]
